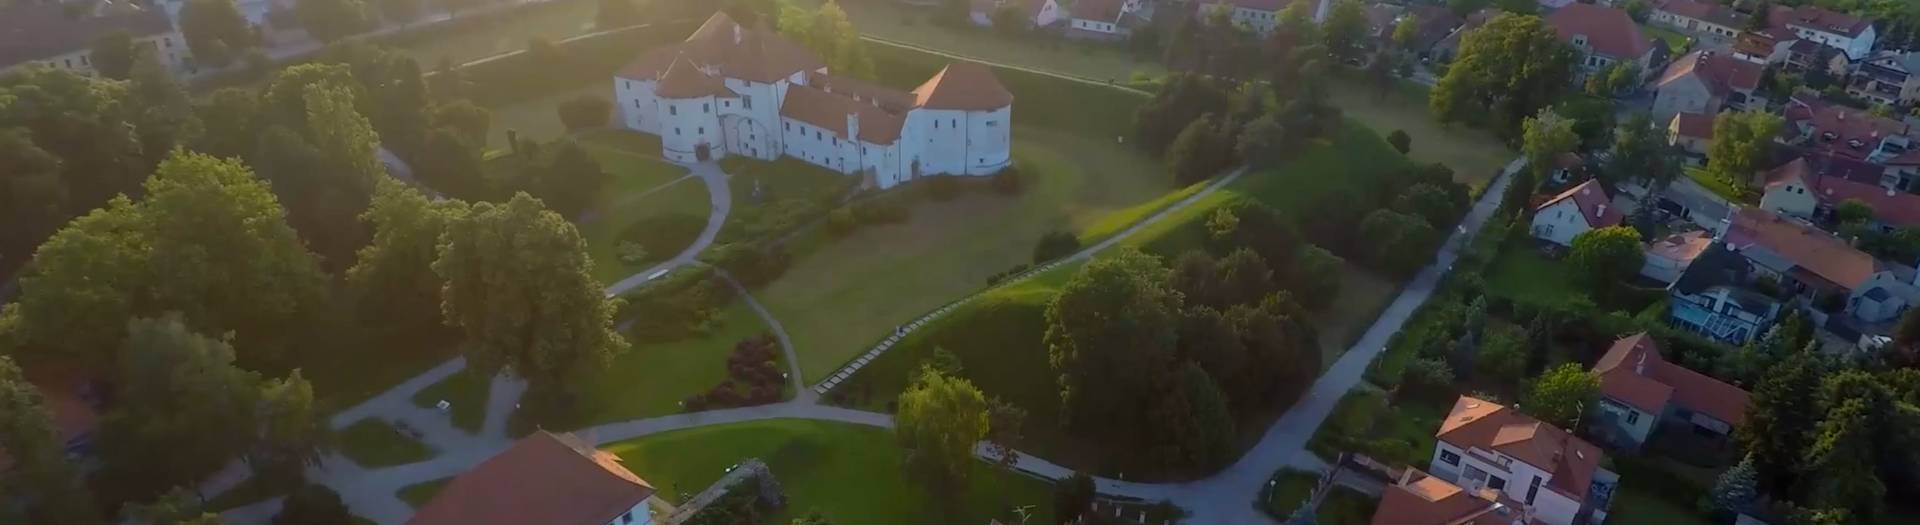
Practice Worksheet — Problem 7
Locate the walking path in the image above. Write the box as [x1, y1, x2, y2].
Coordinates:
[604, 161, 732, 296]
[214, 157, 1518, 525]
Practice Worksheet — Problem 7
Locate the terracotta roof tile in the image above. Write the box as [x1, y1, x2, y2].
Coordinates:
[407, 432, 655, 525]
[1658, 51, 1764, 97]
[1726, 207, 1883, 289]
[1594, 334, 1752, 425]
[1370, 471, 1526, 525]
[1648, 230, 1713, 262]
[1784, 97, 1911, 162]
[779, 84, 906, 144]
[1436, 396, 1604, 499]
[1535, 179, 1625, 228]
[655, 56, 733, 99]
[1779, 6, 1873, 38]
[911, 62, 1014, 110]
[1806, 169, 1920, 228]
[1547, 4, 1653, 61]
[1672, 111, 1716, 139]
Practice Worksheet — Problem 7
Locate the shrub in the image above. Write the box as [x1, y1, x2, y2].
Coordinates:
[986, 264, 1031, 286]
[686, 334, 786, 412]
[707, 242, 791, 288]
[557, 94, 613, 130]
[1032, 230, 1082, 264]
[624, 266, 735, 343]
[614, 212, 706, 266]
[1388, 129, 1412, 154]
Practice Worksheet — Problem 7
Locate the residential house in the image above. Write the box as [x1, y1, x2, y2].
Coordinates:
[1430, 8, 1500, 61]
[614, 13, 1015, 190]
[1730, 27, 1798, 65]
[970, 0, 1064, 29]
[1652, 51, 1765, 122]
[1068, 0, 1144, 39]
[1847, 51, 1920, 106]
[1396, 5, 1467, 58]
[1670, 112, 1715, 162]
[1781, 97, 1916, 165]
[1651, 0, 1748, 41]
[1370, 469, 1534, 525]
[1642, 230, 1713, 283]
[1531, 179, 1625, 247]
[1587, 334, 1752, 449]
[1724, 207, 1920, 327]
[0, 0, 192, 76]
[1428, 396, 1619, 525]
[1762, 157, 1920, 229]
[1546, 3, 1657, 82]
[407, 431, 660, 525]
[1768, 5, 1876, 61]
[1665, 242, 1784, 344]
[1199, 0, 1295, 35]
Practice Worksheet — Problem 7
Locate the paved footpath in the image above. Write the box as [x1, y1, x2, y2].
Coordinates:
[215, 159, 1518, 524]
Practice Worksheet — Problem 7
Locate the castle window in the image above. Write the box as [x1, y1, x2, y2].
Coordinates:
[784, 122, 790, 131]
[675, 128, 681, 136]
[634, 99, 641, 108]
[704, 103, 710, 113]
[698, 127, 704, 134]
[935, 120, 940, 129]
[985, 120, 998, 127]
[670, 106, 677, 116]
[724, 100, 730, 108]
[743, 96, 752, 109]
[952, 119, 958, 127]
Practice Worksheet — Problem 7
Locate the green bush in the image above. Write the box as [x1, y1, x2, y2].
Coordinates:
[1032, 230, 1081, 264]
[613, 212, 706, 267]
[622, 266, 735, 343]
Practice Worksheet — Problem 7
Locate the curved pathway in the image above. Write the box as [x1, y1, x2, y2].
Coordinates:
[605, 161, 733, 296]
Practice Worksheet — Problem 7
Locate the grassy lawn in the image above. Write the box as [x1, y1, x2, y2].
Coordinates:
[556, 136, 704, 286]
[410, 369, 490, 434]
[480, 81, 608, 149]
[1306, 389, 1448, 469]
[836, 0, 1163, 83]
[763, 123, 1171, 380]
[1324, 73, 1512, 189]
[1260, 471, 1378, 525]
[602, 419, 1053, 524]
[1608, 485, 1711, 525]
[337, 419, 435, 468]
[398, 478, 454, 508]
[1484, 241, 1589, 309]
[1644, 25, 1694, 55]
[391, 0, 599, 68]
[564, 303, 777, 428]
[1685, 167, 1751, 203]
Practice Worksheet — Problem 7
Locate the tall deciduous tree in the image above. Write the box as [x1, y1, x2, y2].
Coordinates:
[1148, 361, 1236, 470]
[434, 193, 627, 410]
[1430, 14, 1576, 137]
[1736, 350, 1822, 493]
[0, 357, 102, 525]
[251, 370, 327, 489]
[128, 52, 204, 169]
[0, 129, 68, 268]
[1569, 226, 1644, 293]
[349, 180, 468, 335]
[1707, 110, 1784, 188]
[91, 30, 138, 80]
[1521, 108, 1579, 178]
[180, 0, 257, 67]
[778, 1, 872, 78]
[194, 87, 262, 160]
[1321, 0, 1369, 61]
[0, 68, 148, 222]
[429, 100, 492, 147]
[894, 367, 990, 503]
[1604, 113, 1682, 190]
[0, 151, 327, 368]
[100, 315, 262, 497]
[1045, 248, 1179, 436]
[1522, 363, 1598, 428]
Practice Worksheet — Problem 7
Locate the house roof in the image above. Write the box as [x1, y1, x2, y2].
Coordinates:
[779, 83, 906, 144]
[1806, 168, 1920, 228]
[615, 12, 825, 84]
[1594, 333, 1753, 424]
[809, 71, 917, 112]
[1671, 112, 1716, 139]
[1212, 0, 1294, 12]
[1437, 396, 1605, 500]
[1658, 0, 1749, 28]
[1733, 31, 1782, 58]
[1648, 230, 1713, 263]
[1868, 50, 1920, 75]
[911, 62, 1014, 111]
[1547, 3, 1653, 61]
[406, 432, 656, 525]
[1370, 470, 1527, 525]
[1726, 207, 1883, 290]
[654, 55, 734, 99]
[1783, 97, 1911, 161]
[1778, 5, 1873, 38]
[973, 0, 1053, 20]
[1657, 51, 1764, 98]
[1672, 241, 1756, 295]
[0, 0, 174, 67]
[1074, 0, 1127, 22]
[1535, 179, 1625, 229]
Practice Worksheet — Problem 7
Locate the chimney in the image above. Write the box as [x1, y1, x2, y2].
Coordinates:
[1596, 203, 1608, 218]
[1635, 350, 1647, 375]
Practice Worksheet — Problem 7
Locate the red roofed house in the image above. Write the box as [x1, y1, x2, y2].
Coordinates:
[1198, 0, 1301, 35]
[615, 12, 1013, 190]
[1769, 4, 1876, 60]
[1369, 468, 1534, 525]
[1725, 207, 1920, 327]
[969, 0, 1063, 29]
[1779, 97, 1920, 191]
[1067, 0, 1146, 39]
[1651, 50, 1764, 122]
[1428, 396, 1619, 525]
[1762, 157, 1920, 231]
[1531, 179, 1624, 247]
[1546, 3, 1656, 83]
[407, 431, 660, 525]
[1650, 0, 1749, 41]
[1669, 111, 1715, 160]
[1586, 333, 1751, 450]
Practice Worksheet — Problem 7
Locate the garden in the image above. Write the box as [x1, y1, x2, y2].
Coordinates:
[1259, 470, 1379, 525]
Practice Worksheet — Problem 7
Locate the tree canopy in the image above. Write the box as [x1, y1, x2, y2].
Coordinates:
[180, 0, 257, 67]
[1430, 13, 1576, 137]
[1045, 248, 1179, 436]
[894, 367, 990, 502]
[1707, 110, 1784, 188]
[1522, 363, 1598, 428]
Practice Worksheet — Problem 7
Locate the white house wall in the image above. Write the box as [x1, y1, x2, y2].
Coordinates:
[1530, 200, 1593, 247]
[1429, 440, 1578, 525]
[1652, 76, 1715, 123]
[657, 95, 725, 163]
[616, 78, 661, 134]
[1759, 177, 1818, 219]
[5, 32, 191, 77]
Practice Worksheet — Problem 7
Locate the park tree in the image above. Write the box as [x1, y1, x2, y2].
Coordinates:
[0, 129, 67, 268]
[0, 357, 103, 525]
[180, 0, 256, 67]
[1569, 226, 1644, 292]
[1521, 108, 1579, 178]
[1045, 248, 1180, 436]
[1167, 113, 1236, 184]
[1290, 245, 1344, 310]
[894, 367, 990, 505]
[91, 31, 138, 80]
[1604, 113, 1682, 190]
[1798, 399, 1885, 521]
[1475, 325, 1528, 382]
[0, 65, 150, 246]
[251, 370, 327, 490]
[779, 1, 873, 78]
[429, 99, 492, 146]
[0, 151, 327, 368]
[1707, 110, 1784, 188]
[349, 180, 469, 335]
[328, 45, 431, 158]
[1148, 362, 1236, 470]
[1394, 183, 1462, 229]
[99, 315, 262, 497]
[532, 140, 609, 218]
[1393, 15, 1420, 50]
[128, 52, 205, 169]
[1053, 472, 1097, 524]
[434, 193, 628, 412]
[296, 0, 373, 42]
[1430, 13, 1576, 136]
[1388, 129, 1412, 155]
[124, 486, 227, 525]
[273, 485, 352, 525]
[1707, 455, 1760, 517]
[1522, 363, 1598, 428]
[415, 127, 491, 200]
[194, 87, 263, 160]
[262, 63, 362, 134]
[1736, 350, 1823, 493]
[1359, 208, 1439, 277]
[1321, 0, 1369, 61]
[1236, 113, 1295, 169]
[1033, 231, 1082, 264]
[1134, 73, 1232, 154]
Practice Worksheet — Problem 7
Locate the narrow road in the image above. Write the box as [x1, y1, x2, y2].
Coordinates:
[604, 161, 732, 296]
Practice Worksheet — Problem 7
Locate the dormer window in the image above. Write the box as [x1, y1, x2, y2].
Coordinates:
[1572, 35, 1588, 47]
[1849, 139, 1866, 149]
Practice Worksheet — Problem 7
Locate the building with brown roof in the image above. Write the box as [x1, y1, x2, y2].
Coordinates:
[1530, 179, 1624, 248]
[614, 12, 1014, 190]
[0, 0, 192, 76]
[1587, 334, 1753, 450]
[1724, 207, 1920, 327]
[1546, 3, 1656, 81]
[1428, 396, 1619, 525]
[407, 431, 659, 525]
[1848, 50, 1920, 106]
[1369, 469, 1533, 525]
[969, 0, 1064, 29]
[1652, 50, 1765, 122]
[1770, 5, 1876, 60]
[1781, 97, 1915, 164]
[1651, 0, 1750, 41]
[1669, 111, 1716, 160]
[1762, 156, 1920, 230]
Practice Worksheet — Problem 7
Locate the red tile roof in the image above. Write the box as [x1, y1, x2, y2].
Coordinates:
[1657, 51, 1763, 98]
[1370, 471, 1527, 525]
[1784, 97, 1912, 162]
[1437, 396, 1605, 500]
[1547, 3, 1653, 61]
[911, 62, 1014, 111]
[1593, 333, 1751, 425]
[655, 56, 733, 99]
[1074, 0, 1126, 22]
[1797, 166, 1920, 228]
[779, 84, 906, 144]
[616, 12, 825, 84]
[1778, 5, 1873, 38]
[1535, 179, 1625, 229]
[1672, 111, 1716, 139]
[407, 432, 656, 525]
[1726, 207, 1883, 290]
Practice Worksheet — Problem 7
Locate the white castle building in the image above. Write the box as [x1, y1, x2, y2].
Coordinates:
[613, 12, 1014, 189]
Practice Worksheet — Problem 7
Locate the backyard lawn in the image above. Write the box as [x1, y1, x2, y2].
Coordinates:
[1644, 25, 1694, 55]
[337, 419, 436, 468]
[1608, 486, 1712, 525]
[480, 82, 608, 149]
[410, 369, 491, 434]
[1324, 74, 1512, 189]
[1484, 241, 1589, 309]
[602, 418, 1053, 524]
[566, 303, 778, 428]
[560, 136, 705, 286]
[391, 0, 600, 69]
[1306, 389, 1449, 469]
[1686, 167, 1751, 203]
[398, 478, 454, 508]
[1260, 470, 1378, 525]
